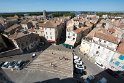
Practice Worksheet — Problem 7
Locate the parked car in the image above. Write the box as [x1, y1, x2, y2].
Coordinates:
[74, 55, 81, 61]
[2, 62, 10, 68]
[15, 60, 28, 70]
[74, 55, 82, 64]
[105, 69, 119, 78]
[8, 61, 17, 69]
[32, 53, 36, 58]
[0, 61, 5, 67]
[14, 60, 23, 70]
[74, 64, 85, 74]
[74, 60, 83, 65]
[95, 62, 105, 69]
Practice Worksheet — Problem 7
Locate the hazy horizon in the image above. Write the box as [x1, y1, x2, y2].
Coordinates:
[0, 0, 124, 13]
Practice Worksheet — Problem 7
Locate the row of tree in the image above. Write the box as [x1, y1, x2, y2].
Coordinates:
[0, 11, 76, 18]
[81, 11, 124, 17]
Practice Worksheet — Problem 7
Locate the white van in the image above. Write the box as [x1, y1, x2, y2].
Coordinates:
[95, 62, 105, 69]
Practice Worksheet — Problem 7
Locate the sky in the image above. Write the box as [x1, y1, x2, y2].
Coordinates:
[0, 0, 124, 13]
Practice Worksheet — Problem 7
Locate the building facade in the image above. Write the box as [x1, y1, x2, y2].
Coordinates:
[43, 20, 65, 44]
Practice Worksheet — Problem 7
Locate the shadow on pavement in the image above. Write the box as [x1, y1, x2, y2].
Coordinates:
[0, 68, 14, 83]
[93, 69, 124, 83]
[34, 78, 80, 83]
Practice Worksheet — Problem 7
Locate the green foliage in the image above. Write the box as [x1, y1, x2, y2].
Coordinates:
[81, 11, 124, 17]
[96, 12, 124, 17]
[0, 12, 75, 18]
[52, 12, 75, 17]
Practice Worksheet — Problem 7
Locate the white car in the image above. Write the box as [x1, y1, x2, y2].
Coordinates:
[2, 62, 9, 68]
[74, 55, 81, 60]
[75, 64, 85, 70]
[76, 60, 83, 65]
[95, 62, 105, 69]
[32, 53, 36, 58]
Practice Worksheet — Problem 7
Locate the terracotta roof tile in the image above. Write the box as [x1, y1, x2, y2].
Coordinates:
[73, 28, 82, 33]
[43, 20, 61, 28]
[9, 32, 27, 39]
[107, 28, 116, 33]
[94, 32, 120, 44]
[117, 42, 124, 54]
[4, 24, 21, 33]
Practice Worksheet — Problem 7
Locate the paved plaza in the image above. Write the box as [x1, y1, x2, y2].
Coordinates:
[0, 44, 103, 83]
[25, 49, 73, 77]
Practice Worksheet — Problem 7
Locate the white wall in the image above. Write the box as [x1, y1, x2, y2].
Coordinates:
[93, 37, 118, 51]
[21, 24, 28, 30]
[66, 31, 77, 42]
[44, 28, 56, 41]
[89, 39, 115, 68]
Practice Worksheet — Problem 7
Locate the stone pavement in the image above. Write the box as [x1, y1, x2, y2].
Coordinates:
[25, 49, 73, 77]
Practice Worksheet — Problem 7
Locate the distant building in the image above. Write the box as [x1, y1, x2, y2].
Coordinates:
[109, 41, 124, 71]
[63, 19, 93, 49]
[0, 34, 19, 57]
[89, 30, 120, 69]
[43, 19, 65, 44]
[3, 16, 19, 28]
[35, 22, 45, 36]
[9, 32, 40, 53]
[64, 28, 83, 49]
[21, 20, 33, 30]
[4, 24, 22, 35]
[43, 10, 46, 19]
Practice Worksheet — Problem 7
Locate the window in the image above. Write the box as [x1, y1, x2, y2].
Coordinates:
[104, 41, 106, 43]
[99, 39, 101, 42]
[46, 32, 47, 35]
[68, 36, 70, 38]
[73, 38, 75, 40]
[118, 55, 124, 60]
[73, 34, 75, 36]
[114, 61, 120, 66]
[50, 36, 52, 39]
[96, 51, 99, 54]
[46, 36, 48, 39]
[98, 46, 100, 49]
[50, 32, 51, 35]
